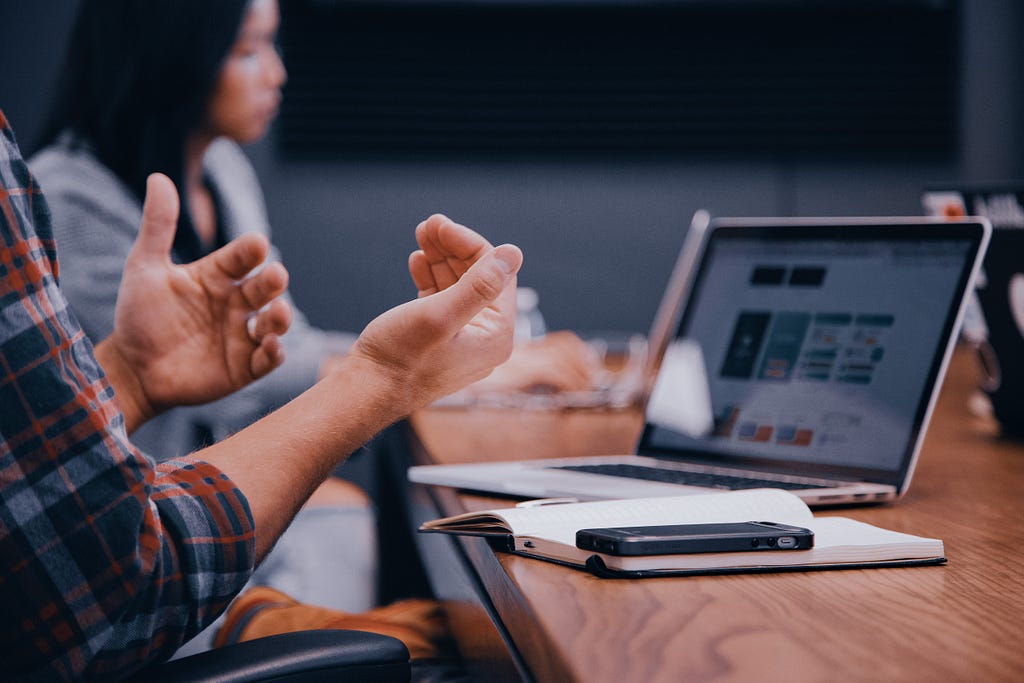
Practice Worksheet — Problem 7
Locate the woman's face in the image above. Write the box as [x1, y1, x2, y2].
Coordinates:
[205, 0, 286, 144]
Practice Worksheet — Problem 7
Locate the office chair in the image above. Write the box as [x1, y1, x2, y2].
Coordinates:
[134, 629, 411, 682]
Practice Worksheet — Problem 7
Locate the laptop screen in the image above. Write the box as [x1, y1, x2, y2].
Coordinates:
[638, 220, 988, 486]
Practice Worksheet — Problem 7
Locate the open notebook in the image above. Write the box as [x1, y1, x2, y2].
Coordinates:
[419, 489, 945, 578]
[410, 217, 991, 507]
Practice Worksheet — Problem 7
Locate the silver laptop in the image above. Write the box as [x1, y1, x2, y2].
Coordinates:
[410, 217, 991, 507]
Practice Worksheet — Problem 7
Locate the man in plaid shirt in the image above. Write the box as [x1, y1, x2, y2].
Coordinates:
[0, 110, 523, 680]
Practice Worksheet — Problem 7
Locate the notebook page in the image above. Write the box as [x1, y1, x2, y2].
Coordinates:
[806, 517, 944, 560]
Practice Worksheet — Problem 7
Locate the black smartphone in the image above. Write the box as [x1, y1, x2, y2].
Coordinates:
[575, 521, 814, 556]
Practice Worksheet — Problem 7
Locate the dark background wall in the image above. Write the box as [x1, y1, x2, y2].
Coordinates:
[2, 0, 1022, 337]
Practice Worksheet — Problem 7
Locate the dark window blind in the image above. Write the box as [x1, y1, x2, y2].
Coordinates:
[278, 1, 958, 160]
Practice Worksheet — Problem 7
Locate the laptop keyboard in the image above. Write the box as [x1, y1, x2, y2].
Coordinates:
[552, 464, 837, 491]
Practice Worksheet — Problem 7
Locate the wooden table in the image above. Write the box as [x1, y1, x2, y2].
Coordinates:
[406, 346, 1024, 682]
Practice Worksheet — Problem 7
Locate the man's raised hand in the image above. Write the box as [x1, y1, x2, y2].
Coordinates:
[98, 173, 292, 430]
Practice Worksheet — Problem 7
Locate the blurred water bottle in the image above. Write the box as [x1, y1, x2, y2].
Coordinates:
[515, 287, 547, 342]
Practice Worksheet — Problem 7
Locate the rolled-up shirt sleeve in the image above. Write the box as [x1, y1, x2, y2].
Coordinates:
[0, 110, 255, 681]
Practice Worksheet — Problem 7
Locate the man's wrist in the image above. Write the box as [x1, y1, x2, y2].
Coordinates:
[323, 354, 419, 427]
[94, 336, 156, 434]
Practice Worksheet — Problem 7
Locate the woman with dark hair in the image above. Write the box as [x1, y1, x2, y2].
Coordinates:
[35, 0, 256, 224]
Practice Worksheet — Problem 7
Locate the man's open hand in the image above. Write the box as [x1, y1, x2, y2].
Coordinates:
[98, 173, 292, 430]
[346, 214, 522, 410]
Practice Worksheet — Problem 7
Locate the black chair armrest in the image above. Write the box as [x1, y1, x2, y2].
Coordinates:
[137, 630, 410, 683]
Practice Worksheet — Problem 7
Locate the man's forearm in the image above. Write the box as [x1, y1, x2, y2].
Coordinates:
[194, 355, 408, 561]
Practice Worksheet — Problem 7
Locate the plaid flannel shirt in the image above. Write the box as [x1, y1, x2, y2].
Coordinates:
[0, 111, 255, 680]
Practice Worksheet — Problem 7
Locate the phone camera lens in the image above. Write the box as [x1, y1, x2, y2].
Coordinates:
[767, 537, 777, 547]
[751, 539, 759, 548]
